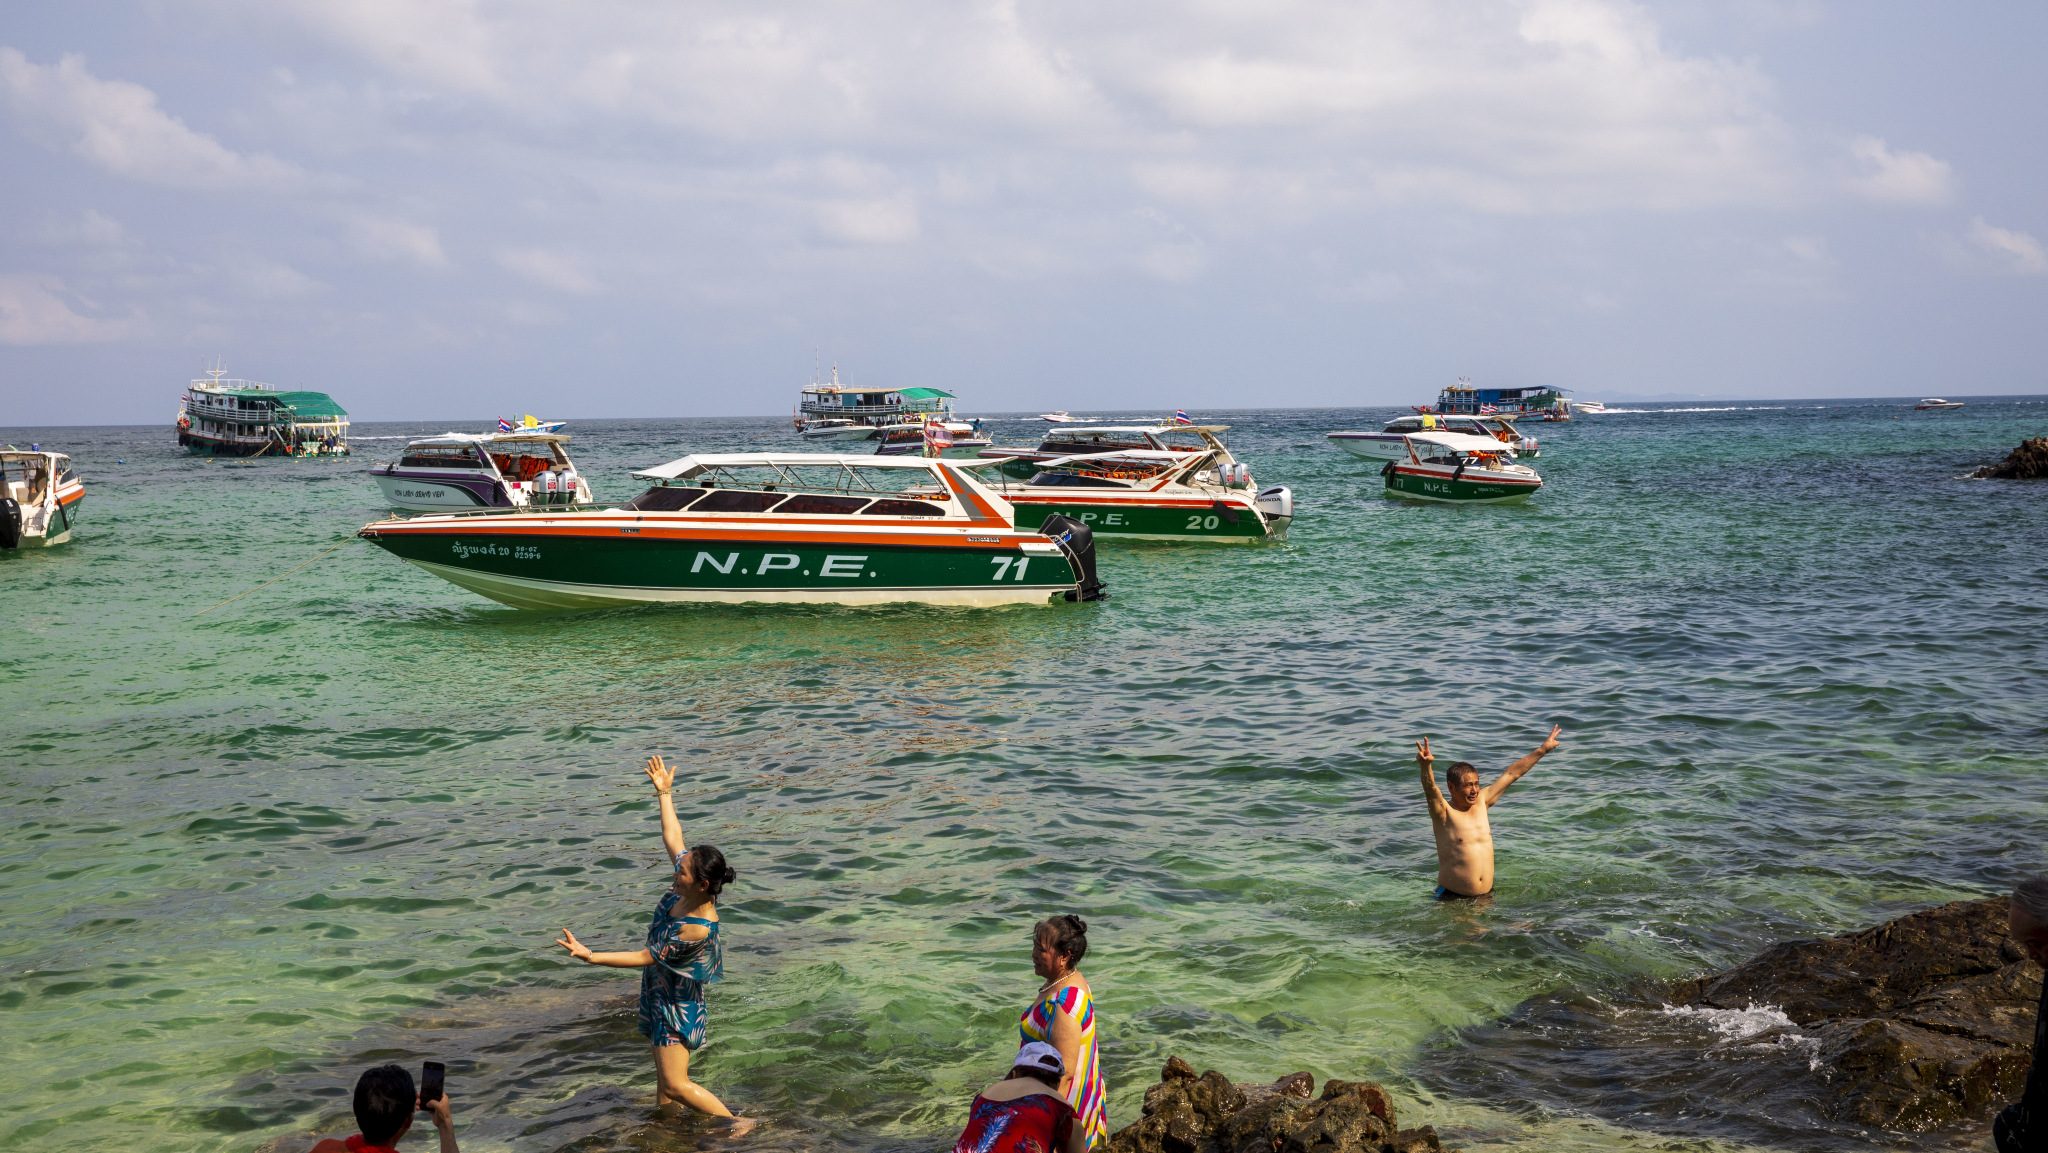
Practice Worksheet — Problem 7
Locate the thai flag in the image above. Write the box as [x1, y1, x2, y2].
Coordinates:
[1478, 405, 1499, 414]
[1174, 409, 1192, 424]
[923, 420, 954, 447]
[496, 416, 514, 432]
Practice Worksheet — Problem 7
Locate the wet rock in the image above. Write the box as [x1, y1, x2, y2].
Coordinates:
[1108, 1058, 1460, 1153]
[1970, 436, 2048, 479]
[1668, 897, 2040, 1131]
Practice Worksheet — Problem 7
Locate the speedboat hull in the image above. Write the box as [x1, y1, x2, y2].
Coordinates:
[1326, 432, 1408, 461]
[359, 513, 1084, 609]
[371, 469, 502, 510]
[1002, 492, 1279, 542]
[1385, 461, 1540, 504]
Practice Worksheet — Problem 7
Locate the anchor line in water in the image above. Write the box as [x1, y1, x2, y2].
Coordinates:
[192, 536, 354, 617]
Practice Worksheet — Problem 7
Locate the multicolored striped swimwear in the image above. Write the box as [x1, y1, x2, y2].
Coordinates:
[1019, 983, 1106, 1149]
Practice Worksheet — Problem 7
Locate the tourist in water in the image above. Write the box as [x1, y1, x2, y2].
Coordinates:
[309, 1065, 457, 1153]
[555, 755, 740, 1119]
[1996, 874, 2048, 1153]
[1019, 915, 1108, 1149]
[954, 1042, 1087, 1153]
[1416, 726, 1562, 899]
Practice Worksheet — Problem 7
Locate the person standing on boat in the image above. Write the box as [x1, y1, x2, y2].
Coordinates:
[1415, 727, 1562, 899]
[555, 756, 741, 1120]
[1018, 916, 1108, 1149]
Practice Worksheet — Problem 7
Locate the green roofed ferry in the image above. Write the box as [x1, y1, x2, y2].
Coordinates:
[176, 367, 349, 457]
[356, 452, 1107, 610]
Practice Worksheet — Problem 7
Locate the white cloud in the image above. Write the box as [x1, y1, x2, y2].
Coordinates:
[1845, 135, 1952, 205]
[0, 274, 141, 344]
[1966, 217, 2045, 275]
[814, 193, 920, 244]
[0, 48, 317, 191]
[497, 248, 600, 293]
[345, 213, 448, 268]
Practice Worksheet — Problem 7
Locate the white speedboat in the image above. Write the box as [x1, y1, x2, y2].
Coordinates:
[1571, 401, 1608, 414]
[1914, 399, 1964, 411]
[1328, 414, 1537, 462]
[1383, 433, 1542, 505]
[871, 419, 994, 457]
[1, 449, 85, 549]
[1040, 412, 1079, 423]
[369, 432, 594, 512]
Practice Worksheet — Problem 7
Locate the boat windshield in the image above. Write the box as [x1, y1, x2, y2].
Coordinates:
[401, 444, 484, 468]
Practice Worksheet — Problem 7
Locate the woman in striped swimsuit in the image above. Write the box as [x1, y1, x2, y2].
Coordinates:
[1018, 915, 1107, 1150]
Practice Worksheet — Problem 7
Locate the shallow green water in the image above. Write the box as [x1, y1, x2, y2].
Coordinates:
[3, 401, 2044, 1153]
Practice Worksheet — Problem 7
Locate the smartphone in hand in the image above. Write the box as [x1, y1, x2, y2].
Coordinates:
[420, 1061, 446, 1107]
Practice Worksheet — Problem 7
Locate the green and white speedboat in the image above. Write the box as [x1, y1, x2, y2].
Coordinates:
[357, 453, 1107, 610]
[971, 432, 1292, 543]
[1383, 432, 1542, 505]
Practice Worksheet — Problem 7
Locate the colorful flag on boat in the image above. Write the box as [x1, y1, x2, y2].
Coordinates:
[1478, 405, 1499, 413]
[923, 420, 954, 447]
[1174, 409, 1192, 424]
[497, 416, 515, 432]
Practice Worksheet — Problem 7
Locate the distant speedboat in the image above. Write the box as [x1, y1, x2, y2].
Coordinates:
[1040, 412, 1078, 423]
[1571, 401, 1608, 414]
[1914, 399, 1964, 411]
[1328, 414, 1536, 462]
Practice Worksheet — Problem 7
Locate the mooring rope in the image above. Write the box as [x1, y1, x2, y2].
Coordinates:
[193, 536, 354, 617]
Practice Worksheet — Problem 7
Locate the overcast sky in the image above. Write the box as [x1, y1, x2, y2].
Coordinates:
[3, 1, 2044, 425]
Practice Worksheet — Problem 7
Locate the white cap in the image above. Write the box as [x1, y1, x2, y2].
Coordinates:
[1014, 1041, 1064, 1076]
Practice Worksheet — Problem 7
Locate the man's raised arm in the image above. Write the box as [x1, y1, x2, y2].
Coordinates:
[1416, 737, 1449, 821]
[1482, 725, 1562, 806]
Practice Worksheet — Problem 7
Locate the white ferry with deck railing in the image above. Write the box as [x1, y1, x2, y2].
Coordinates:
[175, 367, 350, 457]
[793, 367, 961, 441]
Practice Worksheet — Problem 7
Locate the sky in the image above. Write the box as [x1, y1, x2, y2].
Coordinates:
[2, 1, 2044, 425]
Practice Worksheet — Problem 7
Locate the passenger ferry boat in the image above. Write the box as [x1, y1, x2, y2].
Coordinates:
[175, 368, 350, 456]
[1383, 432, 1543, 504]
[1, 450, 85, 549]
[794, 368, 960, 441]
[1327, 414, 1537, 461]
[976, 423, 1217, 478]
[973, 436, 1292, 543]
[356, 453, 1107, 610]
[369, 432, 594, 512]
[1427, 378, 1573, 421]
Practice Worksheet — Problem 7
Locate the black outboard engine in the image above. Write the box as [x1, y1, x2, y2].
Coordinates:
[0, 497, 21, 549]
[1037, 514, 1109, 602]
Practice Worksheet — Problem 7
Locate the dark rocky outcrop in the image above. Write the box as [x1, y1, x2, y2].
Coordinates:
[1970, 437, 2048, 479]
[1666, 897, 2039, 1131]
[1107, 1056, 1457, 1153]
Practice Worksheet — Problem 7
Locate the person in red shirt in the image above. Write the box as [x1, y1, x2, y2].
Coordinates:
[309, 1065, 457, 1153]
[955, 1042, 1087, 1153]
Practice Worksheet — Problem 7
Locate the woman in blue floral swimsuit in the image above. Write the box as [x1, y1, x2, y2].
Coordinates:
[556, 755, 740, 1118]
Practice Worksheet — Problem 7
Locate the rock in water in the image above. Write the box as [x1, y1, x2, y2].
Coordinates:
[1665, 897, 2040, 1130]
[1107, 1057, 1457, 1153]
[1971, 436, 2048, 479]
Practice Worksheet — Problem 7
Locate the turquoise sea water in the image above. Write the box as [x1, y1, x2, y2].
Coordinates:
[3, 400, 2044, 1153]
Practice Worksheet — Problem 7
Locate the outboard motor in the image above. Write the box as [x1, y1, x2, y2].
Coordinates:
[1037, 514, 1109, 602]
[1255, 485, 1294, 528]
[0, 497, 19, 549]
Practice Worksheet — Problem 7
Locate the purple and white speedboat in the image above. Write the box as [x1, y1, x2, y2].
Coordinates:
[369, 432, 594, 512]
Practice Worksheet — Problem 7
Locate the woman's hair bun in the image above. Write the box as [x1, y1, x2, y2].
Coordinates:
[688, 844, 736, 899]
[1035, 914, 1089, 966]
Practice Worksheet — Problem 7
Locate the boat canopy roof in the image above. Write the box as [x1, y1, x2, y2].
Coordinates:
[897, 387, 955, 399]
[1405, 432, 1523, 453]
[270, 391, 349, 419]
[1041, 424, 1229, 436]
[405, 432, 571, 446]
[633, 452, 956, 480]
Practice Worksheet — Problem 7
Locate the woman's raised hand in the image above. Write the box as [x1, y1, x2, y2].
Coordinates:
[644, 754, 676, 794]
[555, 928, 593, 962]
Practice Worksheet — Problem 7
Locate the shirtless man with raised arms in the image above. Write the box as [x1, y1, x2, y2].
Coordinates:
[1417, 726, 1562, 899]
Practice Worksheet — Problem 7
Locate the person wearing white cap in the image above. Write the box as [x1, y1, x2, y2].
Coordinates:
[952, 1042, 1087, 1153]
